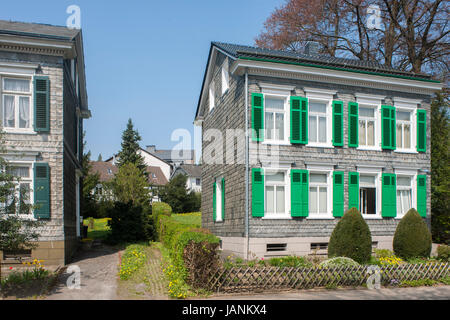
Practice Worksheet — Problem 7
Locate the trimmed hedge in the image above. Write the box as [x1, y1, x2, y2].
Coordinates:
[328, 207, 372, 264]
[152, 202, 172, 241]
[393, 208, 432, 259]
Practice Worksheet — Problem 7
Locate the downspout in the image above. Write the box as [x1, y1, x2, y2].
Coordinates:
[244, 69, 249, 260]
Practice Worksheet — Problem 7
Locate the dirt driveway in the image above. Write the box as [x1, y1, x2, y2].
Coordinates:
[45, 242, 121, 300]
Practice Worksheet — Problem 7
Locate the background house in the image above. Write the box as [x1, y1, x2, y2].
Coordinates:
[171, 164, 202, 193]
[145, 145, 195, 167]
[0, 20, 90, 267]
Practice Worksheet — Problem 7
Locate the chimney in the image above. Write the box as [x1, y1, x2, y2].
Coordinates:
[305, 42, 320, 55]
[146, 145, 156, 153]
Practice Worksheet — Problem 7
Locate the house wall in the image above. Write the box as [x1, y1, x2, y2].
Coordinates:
[138, 149, 171, 181]
[200, 51, 432, 259]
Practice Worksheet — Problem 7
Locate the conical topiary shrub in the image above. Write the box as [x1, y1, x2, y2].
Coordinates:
[328, 207, 372, 264]
[393, 208, 432, 259]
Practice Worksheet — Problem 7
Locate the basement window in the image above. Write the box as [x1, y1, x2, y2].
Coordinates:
[310, 243, 328, 251]
[266, 243, 287, 252]
[3, 249, 32, 260]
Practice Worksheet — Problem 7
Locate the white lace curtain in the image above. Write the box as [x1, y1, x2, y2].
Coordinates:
[2, 78, 31, 129]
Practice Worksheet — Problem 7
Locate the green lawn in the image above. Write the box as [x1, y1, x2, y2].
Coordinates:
[169, 212, 201, 227]
[83, 218, 111, 240]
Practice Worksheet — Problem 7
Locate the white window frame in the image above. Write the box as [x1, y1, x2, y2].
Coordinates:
[209, 81, 215, 112]
[221, 58, 229, 95]
[357, 104, 381, 151]
[304, 88, 335, 148]
[305, 164, 333, 219]
[357, 166, 382, 219]
[2, 161, 35, 220]
[395, 174, 416, 219]
[215, 177, 223, 222]
[393, 98, 419, 154]
[262, 168, 291, 219]
[395, 107, 416, 153]
[1, 76, 34, 134]
[263, 93, 290, 145]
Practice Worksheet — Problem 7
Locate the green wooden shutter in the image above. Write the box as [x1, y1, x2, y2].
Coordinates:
[382, 173, 397, 218]
[290, 96, 301, 144]
[221, 177, 225, 220]
[33, 76, 50, 132]
[212, 181, 216, 221]
[34, 163, 50, 219]
[332, 101, 344, 147]
[299, 170, 309, 217]
[348, 102, 359, 148]
[382, 105, 396, 150]
[348, 172, 359, 211]
[252, 168, 264, 217]
[299, 97, 308, 144]
[417, 109, 427, 152]
[251, 93, 264, 142]
[417, 175, 427, 218]
[333, 171, 344, 217]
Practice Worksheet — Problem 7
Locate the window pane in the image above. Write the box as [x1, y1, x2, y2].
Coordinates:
[397, 111, 410, 121]
[360, 175, 375, 186]
[309, 116, 317, 142]
[266, 171, 285, 182]
[309, 102, 326, 113]
[8, 166, 30, 178]
[402, 190, 412, 213]
[275, 113, 284, 140]
[319, 187, 327, 213]
[404, 124, 411, 149]
[19, 97, 30, 128]
[359, 107, 375, 118]
[4, 78, 30, 92]
[276, 186, 285, 213]
[265, 97, 284, 110]
[309, 187, 318, 214]
[359, 120, 366, 146]
[266, 186, 274, 213]
[265, 112, 274, 140]
[367, 121, 375, 146]
[397, 177, 411, 186]
[318, 116, 326, 143]
[310, 174, 327, 183]
[19, 183, 31, 214]
[397, 124, 403, 148]
[4, 95, 15, 127]
[397, 191, 402, 214]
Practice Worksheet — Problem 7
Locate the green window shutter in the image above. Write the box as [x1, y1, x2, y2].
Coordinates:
[251, 93, 264, 142]
[417, 109, 427, 152]
[382, 173, 397, 218]
[291, 169, 308, 217]
[34, 163, 50, 219]
[212, 181, 216, 221]
[348, 102, 359, 148]
[290, 96, 301, 144]
[333, 171, 344, 217]
[221, 177, 225, 220]
[348, 172, 359, 211]
[251, 168, 264, 217]
[381, 105, 396, 150]
[299, 97, 308, 144]
[33, 76, 50, 132]
[417, 175, 427, 218]
[332, 101, 344, 147]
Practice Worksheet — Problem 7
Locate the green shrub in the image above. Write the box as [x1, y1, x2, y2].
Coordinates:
[152, 202, 172, 240]
[393, 208, 432, 259]
[319, 257, 360, 268]
[268, 256, 312, 268]
[328, 208, 372, 264]
[437, 244, 450, 262]
[373, 249, 395, 259]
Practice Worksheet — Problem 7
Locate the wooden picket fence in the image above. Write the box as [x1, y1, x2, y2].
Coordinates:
[206, 262, 449, 293]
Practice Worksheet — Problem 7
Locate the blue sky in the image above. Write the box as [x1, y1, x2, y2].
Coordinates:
[0, 0, 284, 161]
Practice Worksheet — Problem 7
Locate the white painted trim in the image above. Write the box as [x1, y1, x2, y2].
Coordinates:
[303, 87, 337, 97]
[393, 97, 422, 108]
[355, 93, 384, 106]
[259, 82, 295, 94]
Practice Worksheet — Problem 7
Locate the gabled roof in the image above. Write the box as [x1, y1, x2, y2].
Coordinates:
[0, 20, 80, 40]
[172, 164, 202, 179]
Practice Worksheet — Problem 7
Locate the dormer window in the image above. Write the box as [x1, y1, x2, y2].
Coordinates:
[221, 59, 229, 95]
[209, 81, 215, 111]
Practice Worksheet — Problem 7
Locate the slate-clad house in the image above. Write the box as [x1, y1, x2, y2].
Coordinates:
[0, 21, 90, 266]
[194, 42, 442, 259]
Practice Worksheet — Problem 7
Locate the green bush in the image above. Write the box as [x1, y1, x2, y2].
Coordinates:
[268, 256, 312, 268]
[393, 208, 432, 259]
[319, 257, 360, 268]
[152, 202, 172, 240]
[437, 244, 450, 262]
[373, 249, 395, 259]
[328, 208, 372, 264]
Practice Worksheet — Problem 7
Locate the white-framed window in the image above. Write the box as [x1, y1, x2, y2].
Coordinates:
[358, 106, 377, 147]
[359, 174, 377, 216]
[209, 81, 215, 111]
[264, 95, 288, 143]
[396, 110, 412, 150]
[397, 176, 413, 217]
[215, 177, 222, 222]
[304, 88, 334, 148]
[309, 172, 331, 217]
[221, 59, 229, 95]
[264, 169, 289, 218]
[4, 163, 33, 216]
[1, 77, 33, 132]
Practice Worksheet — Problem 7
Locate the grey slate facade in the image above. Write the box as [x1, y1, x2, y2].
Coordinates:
[195, 42, 441, 259]
[0, 21, 90, 266]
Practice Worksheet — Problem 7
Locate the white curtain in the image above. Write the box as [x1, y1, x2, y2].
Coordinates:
[4, 95, 15, 127]
[367, 121, 375, 146]
[319, 117, 326, 142]
[266, 186, 274, 213]
[319, 187, 327, 213]
[19, 97, 30, 128]
[265, 112, 274, 140]
[3, 78, 30, 92]
[276, 186, 285, 213]
[309, 187, 318, 214]
[309, 116, 317, 142]
[275, 113, 284, 140]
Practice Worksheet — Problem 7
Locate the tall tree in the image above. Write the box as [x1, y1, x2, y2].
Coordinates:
[111, 162, 150, 208]
[117, 118, 147, 175]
